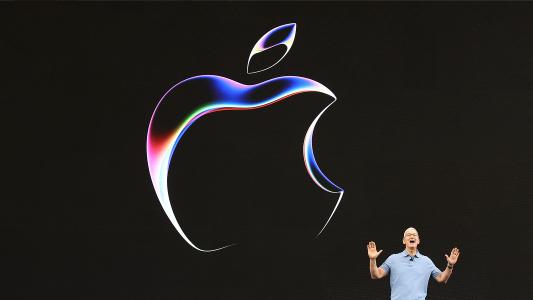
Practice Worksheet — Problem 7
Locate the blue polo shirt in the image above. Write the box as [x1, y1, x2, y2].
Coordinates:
[379, 250, 442, 300]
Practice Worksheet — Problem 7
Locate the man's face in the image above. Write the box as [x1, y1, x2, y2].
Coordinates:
[402, 227, 420, 249]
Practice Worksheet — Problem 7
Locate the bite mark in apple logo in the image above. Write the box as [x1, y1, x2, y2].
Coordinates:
[147, 23, 344, 252]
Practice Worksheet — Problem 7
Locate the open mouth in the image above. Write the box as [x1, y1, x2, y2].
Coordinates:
[409, 240, 416, 243]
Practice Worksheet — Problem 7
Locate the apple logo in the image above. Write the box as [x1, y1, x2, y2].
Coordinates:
[147, 23, 344, 252]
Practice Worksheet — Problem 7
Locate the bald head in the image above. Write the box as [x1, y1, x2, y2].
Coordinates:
[403, 227, 420, 250]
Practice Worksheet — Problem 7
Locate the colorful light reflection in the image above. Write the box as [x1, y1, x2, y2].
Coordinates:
[147, 75, 343, 252]
[247, 23, 297, 74]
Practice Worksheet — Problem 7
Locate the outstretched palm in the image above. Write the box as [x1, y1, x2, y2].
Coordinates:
[367, 241, 383, 259]
[445, 247, 460, 265]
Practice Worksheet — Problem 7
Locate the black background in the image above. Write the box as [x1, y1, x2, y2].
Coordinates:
[4, 2, 533, 299]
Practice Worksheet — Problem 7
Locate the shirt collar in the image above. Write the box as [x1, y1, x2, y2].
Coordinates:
[402, 249, 420, 258]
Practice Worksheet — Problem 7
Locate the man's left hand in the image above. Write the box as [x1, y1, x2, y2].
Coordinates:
[445, 247, 460, 265]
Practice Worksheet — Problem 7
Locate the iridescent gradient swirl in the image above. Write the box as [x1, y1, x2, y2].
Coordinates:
[147, 75, 343, 252]
[247, 23, 297, 74]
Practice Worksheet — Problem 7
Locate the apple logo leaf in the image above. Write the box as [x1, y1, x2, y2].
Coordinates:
[247, 23, 297, 74]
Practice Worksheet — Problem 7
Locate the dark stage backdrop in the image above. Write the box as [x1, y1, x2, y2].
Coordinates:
[4, 2, 533, 300]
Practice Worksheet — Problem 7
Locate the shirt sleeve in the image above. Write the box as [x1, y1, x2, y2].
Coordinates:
[429, 258, 442, 280]
[379, 255, 393, 274]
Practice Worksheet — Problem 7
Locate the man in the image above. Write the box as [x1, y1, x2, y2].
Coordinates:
[367, 227, 460, 300]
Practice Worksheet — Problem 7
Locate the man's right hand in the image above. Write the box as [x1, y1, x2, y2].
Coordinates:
[367, 241, 383, 259]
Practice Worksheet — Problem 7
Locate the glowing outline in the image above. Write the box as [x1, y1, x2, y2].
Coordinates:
[247, 23, 297, 74]
[147, 24, 344, 252]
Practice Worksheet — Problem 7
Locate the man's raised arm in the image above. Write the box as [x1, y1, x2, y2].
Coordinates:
[435, 247, 460, 284]
[367, 241, 387, 279]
